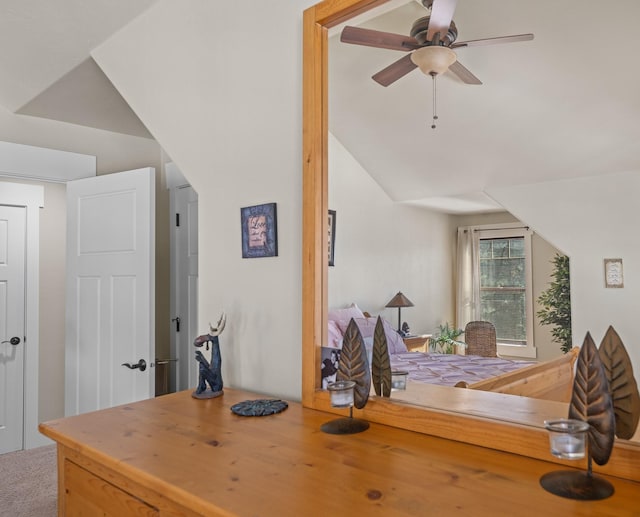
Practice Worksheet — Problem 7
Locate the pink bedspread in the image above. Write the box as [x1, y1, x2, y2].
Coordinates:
[390, 352, 537, 387]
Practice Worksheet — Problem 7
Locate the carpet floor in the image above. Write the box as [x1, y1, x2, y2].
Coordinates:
[0, 445, 57, 517]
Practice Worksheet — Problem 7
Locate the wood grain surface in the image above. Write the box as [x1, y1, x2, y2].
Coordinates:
[40, 389, 640, 516]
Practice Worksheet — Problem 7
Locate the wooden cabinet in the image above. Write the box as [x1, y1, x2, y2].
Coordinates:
[64, 460, 158, 516]
[40, 389, 640, 516]
[403, 333, 431, 352]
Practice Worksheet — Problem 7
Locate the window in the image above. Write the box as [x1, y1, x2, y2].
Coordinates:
[480, 234, 527, 345]
[457, 225, 535, 358]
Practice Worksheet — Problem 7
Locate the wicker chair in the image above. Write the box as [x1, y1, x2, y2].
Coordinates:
[464, 321, 497, 357]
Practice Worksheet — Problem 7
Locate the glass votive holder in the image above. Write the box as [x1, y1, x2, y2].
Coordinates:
[391, 370, 408, 391]
[544, 419, 590, 460]
[327, 380, 355, 408]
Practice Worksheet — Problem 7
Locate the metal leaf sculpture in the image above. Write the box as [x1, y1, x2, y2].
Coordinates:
[599, 326, 640, 439]
[337, 318, 371, 409]
[568, 332, 615, 466]
[371, 316, 391, 397]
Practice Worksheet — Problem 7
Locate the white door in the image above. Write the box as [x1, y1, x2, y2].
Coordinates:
[173, 186, 198, 391]
[0, 205, 26, 454]
[65, 168, 155, 416]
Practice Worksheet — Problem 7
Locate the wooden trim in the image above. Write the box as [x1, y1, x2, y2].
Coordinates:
[307, 385, 640, 483]
[57, 446, 65, 516]
[301, 0, 640, 483]
[302, 5, 325, 405]
[467, 347, 579, 401]
[313, 0, 390, 27]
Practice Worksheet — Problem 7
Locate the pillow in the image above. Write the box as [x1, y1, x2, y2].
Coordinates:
[327, 320, 343, 349]
[332, 317, 375, 366]
[327, 303, 365, 329]
[382, 318, 408, 354]
[335, 316, 408, 355]
[335, 316, 373, 338]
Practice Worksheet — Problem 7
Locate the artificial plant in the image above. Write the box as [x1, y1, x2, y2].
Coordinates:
[537, 253, 572, 354]
[432, 323, 465, 354]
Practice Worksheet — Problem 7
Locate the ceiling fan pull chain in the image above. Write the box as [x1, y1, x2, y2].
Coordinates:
[431, 72, 438, 129]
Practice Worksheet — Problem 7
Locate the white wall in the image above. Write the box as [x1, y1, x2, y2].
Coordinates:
[329, 133, 454, 335]
[530, 234, 566, 362]
[36, 181, 66, 422]
[488, 170, 640, 375]
[92, 0, 317, 400]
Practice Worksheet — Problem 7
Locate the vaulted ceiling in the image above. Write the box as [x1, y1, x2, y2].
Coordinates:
[0, 0, 156, 137]
[329, 0, 640, 212]
[1, 0, 639, 214]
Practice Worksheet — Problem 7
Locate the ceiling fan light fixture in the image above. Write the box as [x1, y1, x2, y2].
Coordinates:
[410, 46, 457, 76]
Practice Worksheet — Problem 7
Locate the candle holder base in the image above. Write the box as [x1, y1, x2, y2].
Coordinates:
[320, 417, 369, 435]
[540, 470, 614, 500]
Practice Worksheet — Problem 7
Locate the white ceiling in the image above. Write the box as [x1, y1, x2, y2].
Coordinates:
[329, 0, 640, 212]
[0, 0, 156, 137]
[1, 0, 639, 213]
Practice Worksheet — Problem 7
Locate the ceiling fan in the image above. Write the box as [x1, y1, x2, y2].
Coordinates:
[340, 0, 534, 87]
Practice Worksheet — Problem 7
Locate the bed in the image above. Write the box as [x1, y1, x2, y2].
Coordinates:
[324, 304, 577, 402]
[389, 352, 537, 388]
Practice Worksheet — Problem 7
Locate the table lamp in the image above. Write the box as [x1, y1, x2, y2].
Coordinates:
[385, 291, 414, 332]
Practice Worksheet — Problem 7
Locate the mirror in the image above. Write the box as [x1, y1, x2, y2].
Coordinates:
[303, 0, 640, 479]
[325, 0, 568, 385]
[321, 0, 639, 441]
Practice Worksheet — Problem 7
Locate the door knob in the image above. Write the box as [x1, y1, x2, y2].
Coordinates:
[121, 359, 147, 372]
[1, 337, 21, 346]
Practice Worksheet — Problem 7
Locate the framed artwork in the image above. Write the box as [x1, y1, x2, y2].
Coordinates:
[241, 203, 278, 258]
[328, 210, 336, 267]
[604, 258, 623, 288]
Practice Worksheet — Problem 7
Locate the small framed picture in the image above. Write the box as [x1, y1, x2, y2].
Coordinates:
[604, 258, 623, 288]
[328, 210, 336, 267]
[241, 203, 278, 258]
[320, 347, 341, 390]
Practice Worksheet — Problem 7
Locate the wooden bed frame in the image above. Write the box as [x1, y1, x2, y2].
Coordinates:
[457, 347, 579, 402]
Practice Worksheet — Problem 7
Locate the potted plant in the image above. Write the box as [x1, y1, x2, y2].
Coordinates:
[432, 323, 466, 354]
[537, 253, 572, 354]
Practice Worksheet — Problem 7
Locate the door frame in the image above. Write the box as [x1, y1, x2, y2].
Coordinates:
[0, 182, 46, 449]
[166, 162, 198, 392]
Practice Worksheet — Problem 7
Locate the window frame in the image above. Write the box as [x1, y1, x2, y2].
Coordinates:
[474, 225, 536, 358]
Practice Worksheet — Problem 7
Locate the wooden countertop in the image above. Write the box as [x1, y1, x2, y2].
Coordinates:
[40, 389, 640, 516]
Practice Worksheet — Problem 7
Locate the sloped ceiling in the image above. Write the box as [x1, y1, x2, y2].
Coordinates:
[1, 0, 639, 212]
[0, 0, 156, 137]
[329, 0, 640, 212]
[17, 57, 152, 138]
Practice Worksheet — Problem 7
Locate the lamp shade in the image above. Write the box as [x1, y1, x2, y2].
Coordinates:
[385, 292, 414, 308]
[410, 46, 457, 76]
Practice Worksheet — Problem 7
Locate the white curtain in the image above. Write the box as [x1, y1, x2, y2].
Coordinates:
[456, 227, 480, 330]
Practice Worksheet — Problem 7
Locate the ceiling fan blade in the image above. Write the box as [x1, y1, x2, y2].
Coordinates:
[341, 26, 420, 51]
[449, 61, 482, 85]
[372, 54, 417, 87]
[426, 0, 458, 42]
[452, 33, 534, 48]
